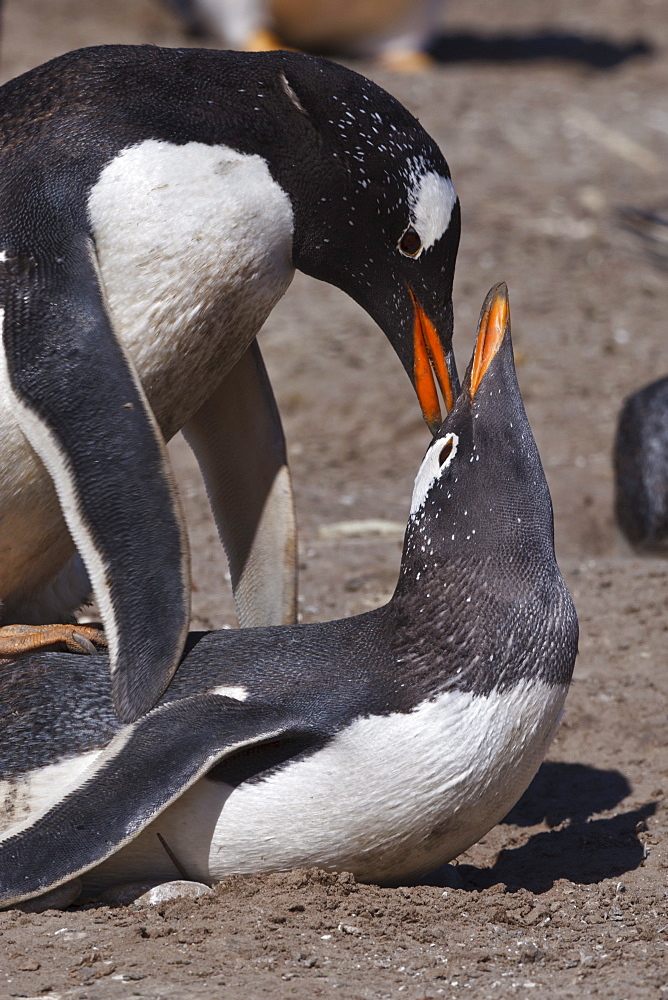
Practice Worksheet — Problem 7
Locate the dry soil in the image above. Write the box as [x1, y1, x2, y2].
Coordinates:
[0, 0, 666, 997]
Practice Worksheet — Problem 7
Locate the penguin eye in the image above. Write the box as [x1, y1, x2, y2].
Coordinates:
[398, 226, 423, 258]
[438, 436, 455, 467]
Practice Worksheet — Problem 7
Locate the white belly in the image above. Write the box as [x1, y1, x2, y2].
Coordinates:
[0, 140, 294, 615]
[88, 139, 295, 439]
[86, 678, 568, 890]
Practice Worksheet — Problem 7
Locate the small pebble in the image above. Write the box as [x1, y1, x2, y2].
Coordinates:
[338, 923, 362, 935]
[99, 879, 213, 906]
[139, 880, 213, 905]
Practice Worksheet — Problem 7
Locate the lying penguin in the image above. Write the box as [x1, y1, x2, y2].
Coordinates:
[0, 45, 460, 721]
[614, 375, 668, 552]
[0, 284, 578, 907]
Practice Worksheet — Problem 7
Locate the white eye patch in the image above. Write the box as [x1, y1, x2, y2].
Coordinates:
[408, 172, 457, 253]
[410, 432, 458, 516]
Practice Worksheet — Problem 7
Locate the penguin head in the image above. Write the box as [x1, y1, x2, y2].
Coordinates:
[395, 284, 577, 697]
[402, 283, 555, 579]
[269, 54, 460, 432]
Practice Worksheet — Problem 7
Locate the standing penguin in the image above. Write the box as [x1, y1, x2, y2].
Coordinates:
[0, 285, 578, 906]
[0, 45, 460, 721]
[167, 0, 444, 71]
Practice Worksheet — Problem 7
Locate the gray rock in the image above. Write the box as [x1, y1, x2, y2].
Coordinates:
[99, 879, 213, 907]
[137, 880, 213, 905]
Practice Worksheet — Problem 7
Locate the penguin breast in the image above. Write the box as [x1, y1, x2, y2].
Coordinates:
[85, 677, 568, 889]
[88, 139, 295, 439]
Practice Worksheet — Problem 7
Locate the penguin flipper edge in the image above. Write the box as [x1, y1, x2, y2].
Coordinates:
[0, 695, 302, 908]
[0, 235, 189, 722]
[184, 339, 297, 627]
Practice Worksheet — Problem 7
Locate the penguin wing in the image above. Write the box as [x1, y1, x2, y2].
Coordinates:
[184, 338, 297, 627]
[0, 235, 190, 722]
[0, 693, 307, 908]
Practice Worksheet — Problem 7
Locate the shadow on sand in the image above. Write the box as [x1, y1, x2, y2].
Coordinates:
[502, 760, 632, 828]
[426, 762, 656, 893]
[427, 30, 652, 70]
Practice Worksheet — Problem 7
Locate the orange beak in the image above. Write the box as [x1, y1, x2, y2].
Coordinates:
[470, 283, 509, 399]
[410, 288, 457, 433]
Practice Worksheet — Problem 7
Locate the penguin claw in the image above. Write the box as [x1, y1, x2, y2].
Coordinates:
[0, 623, 108, 658]
[71, 632, 98, 656]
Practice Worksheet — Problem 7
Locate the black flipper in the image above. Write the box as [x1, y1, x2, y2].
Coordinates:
[0, 235, 190, 722]
[184, 338, 297, 627]
[0, 694, 304, 907]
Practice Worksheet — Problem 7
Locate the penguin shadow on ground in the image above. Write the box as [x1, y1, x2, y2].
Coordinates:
[425, 763, 656, 894]
[427, 30, 652, 69]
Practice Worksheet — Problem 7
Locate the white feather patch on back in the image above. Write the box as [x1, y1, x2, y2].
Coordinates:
[209, 685, 249, 702]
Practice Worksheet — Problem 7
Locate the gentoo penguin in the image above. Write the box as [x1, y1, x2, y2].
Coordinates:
[614, 376, 668, 551]
[0, 284, 578, 907]
[167, 0, 444, 71]
[0, 45, 460, 721]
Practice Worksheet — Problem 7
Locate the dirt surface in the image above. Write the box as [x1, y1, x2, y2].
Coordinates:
[1, 0, 667, 997]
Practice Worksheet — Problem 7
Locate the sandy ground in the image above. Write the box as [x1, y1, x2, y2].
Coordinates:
[0, 0, 667, 997]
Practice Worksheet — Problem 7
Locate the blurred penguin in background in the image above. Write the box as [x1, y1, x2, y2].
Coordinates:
[614, 376, 668, 554]
[613, 211, 668, 554]
[166, 0, 444, 70]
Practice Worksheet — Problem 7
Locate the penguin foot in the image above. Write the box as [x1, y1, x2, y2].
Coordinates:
[243, 29, 290, 52]
[0, 623, 108, 658]
[376, 50, 436, 73]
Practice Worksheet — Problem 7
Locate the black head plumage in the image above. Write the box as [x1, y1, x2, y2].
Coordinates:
[393, 284, 578, 694]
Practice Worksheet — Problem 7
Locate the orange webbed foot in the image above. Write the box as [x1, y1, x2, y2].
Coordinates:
[0, 623, 108, 658]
